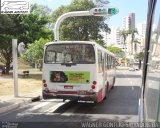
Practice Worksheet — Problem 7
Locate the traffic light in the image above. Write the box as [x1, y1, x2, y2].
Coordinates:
[89, 7, 119, 16]
[108, 8, 116, 14]
[91, 7, 107, 15]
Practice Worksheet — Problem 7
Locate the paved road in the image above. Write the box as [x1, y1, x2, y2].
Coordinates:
[0, 69, 142, 128]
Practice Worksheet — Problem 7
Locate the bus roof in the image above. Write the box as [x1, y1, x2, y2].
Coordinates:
[45, 41, 115, 57]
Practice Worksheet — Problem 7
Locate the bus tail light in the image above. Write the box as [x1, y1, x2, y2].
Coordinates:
[92, 81, 97, 85]
[91, 81, 96, 89]
[43, 79, 46, 83]
[91, 85, 96, 89]
[44, 83, 47, 87]
[43, 79, 47, 87]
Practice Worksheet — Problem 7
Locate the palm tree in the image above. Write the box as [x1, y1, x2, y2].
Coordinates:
[119, 29, 129, 49]
[128, 28, 138, 54]
[133, 38, 140, 53]
[134, 52, 144, 69]
[119, 29, 129, 66]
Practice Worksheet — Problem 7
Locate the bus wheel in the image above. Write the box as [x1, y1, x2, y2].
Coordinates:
[104, 82, 109, 100]
[111, 77, 116, 89]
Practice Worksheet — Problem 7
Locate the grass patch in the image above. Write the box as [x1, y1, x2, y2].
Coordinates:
[18, 58, 33, 69]
[0, 69, 42, 96]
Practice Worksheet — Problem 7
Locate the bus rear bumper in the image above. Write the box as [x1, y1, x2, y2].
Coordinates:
[42, 90, 98, 102]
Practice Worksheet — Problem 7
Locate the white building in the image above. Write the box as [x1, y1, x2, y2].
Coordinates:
[128, 13, 135, 29]
[104, 27, 121, 46]
[137, 22, 147, 36]
[122, 17, 127, 29]
[121, 13, 135, 30]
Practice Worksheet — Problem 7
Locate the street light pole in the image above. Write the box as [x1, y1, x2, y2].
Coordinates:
[54, 11, 90, 41]
[54, 7, 119, 41]
[12, 39, 18, 97]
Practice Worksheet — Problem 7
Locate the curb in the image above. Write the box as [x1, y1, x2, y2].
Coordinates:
[0, 96, 41, 114]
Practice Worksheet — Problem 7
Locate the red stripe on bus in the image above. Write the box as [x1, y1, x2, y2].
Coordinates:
[98, 90, 103, 102]
[48, 91, 57, 94]
[57, 91, 77, 94]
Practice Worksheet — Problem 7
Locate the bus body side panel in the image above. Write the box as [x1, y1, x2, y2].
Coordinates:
[95, 48, 116, 102]
[97, 72, 103, 102]
[107, 68, 116, 91]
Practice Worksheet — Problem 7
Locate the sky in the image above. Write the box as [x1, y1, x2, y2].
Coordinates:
[31, 0, 148, 28]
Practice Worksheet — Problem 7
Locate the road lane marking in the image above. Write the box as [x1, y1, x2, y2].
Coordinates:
[44, 103, 65, 113]
[130, 81, 133, 85]
[27, 102, 51, 112]
[26, 99, 65, 112]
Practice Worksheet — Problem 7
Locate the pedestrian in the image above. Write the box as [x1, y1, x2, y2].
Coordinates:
[1, 66, 5, 75]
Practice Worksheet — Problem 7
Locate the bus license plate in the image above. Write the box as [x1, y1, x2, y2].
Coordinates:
[64, 86, 73, 89]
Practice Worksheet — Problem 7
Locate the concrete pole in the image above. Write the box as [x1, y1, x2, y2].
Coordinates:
[12, 39, 18, 97]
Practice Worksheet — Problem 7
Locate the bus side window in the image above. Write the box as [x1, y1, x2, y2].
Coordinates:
[98, 50, 102, 73]
[109, 56, 111, 69]
[113, 58, 116, 68]
[105, 54, 108, 70]
[110, 56, 112, 69]
[109, 56, 112, 69]
[111, 57, 113, 68]
[107, 55, 110, 69]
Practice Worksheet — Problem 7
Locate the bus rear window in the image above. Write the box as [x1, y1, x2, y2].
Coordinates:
[44, 44, 95, 64]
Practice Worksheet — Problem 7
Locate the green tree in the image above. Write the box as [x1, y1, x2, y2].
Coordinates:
[119, 29, 129, 48]
[0, 4, 53, 74]
[119, 29, 129, 66]
[134, 52, 144, 61]
[128, 28, 138, 54]
[22, 38, 50, 68]
[133, 38, 141, 53]
[0, 14, 23, 74]
[20, 4, 53, 43]
[0, 35, 13, 74]
[134, 52, 144, 69]
[107, 45, 125, 58]
[51, 0, 110, 47]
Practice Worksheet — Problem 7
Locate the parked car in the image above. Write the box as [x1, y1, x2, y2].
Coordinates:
[128, 66, 139, 71]
[128, 67, 135, 71]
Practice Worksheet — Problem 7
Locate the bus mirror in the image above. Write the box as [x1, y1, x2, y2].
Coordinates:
[18, 42, 25, 56]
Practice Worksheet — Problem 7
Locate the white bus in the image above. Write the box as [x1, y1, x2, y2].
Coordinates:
[42, 41, 116, 103]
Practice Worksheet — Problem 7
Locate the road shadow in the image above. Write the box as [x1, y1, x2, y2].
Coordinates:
[116, 74, 141, 78]
[0, 86, 141, 125]
[52, 86, 140, 115]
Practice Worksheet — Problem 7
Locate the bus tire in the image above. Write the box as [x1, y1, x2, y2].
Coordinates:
[111, 77, 116, 89]
[104, 82, 109, 100]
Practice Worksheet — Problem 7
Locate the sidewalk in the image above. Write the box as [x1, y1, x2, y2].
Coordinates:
[0, 90, 42, 114]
